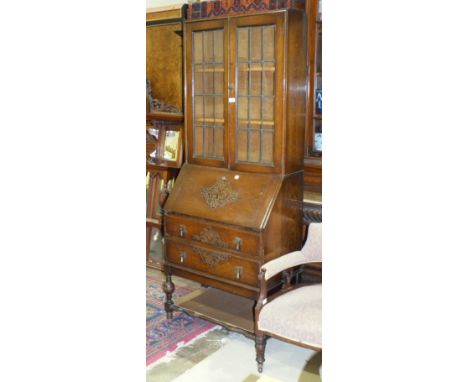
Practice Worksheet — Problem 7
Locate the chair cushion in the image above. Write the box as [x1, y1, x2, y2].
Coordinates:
[258, 285, 321, 348]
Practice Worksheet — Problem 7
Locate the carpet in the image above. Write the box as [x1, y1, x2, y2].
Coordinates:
[146, 274, 216, 366]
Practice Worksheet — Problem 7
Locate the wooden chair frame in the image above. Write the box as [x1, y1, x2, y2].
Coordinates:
[254, 262, 322, 373]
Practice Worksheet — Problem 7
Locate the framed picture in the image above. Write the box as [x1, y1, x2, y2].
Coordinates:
[160, 127, 183, 167]
[146, 112, 184, 169]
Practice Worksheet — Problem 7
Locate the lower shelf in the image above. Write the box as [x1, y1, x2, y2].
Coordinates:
[174, 287, 255, 336]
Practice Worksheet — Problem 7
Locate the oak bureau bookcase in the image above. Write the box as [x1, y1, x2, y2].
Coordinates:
[163, 0, 307, 335]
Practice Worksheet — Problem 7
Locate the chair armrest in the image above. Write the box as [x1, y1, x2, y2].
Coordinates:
[303, 223, 322, 261]
[261, 251, 321, 281]
[255, 254, 321, 329]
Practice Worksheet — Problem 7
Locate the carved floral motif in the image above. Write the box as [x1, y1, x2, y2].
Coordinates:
[192, 227, 228, 249]
[201, 177, 239, 209]
[192, 246, 229, 267]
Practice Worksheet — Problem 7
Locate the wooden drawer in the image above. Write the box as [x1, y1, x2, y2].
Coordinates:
[165, 239, 259, 287]
[165, 214, 260, 256]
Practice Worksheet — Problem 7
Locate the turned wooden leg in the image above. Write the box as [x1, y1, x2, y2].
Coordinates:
[255, 334, 266, 373]
[162, 271, 175, 320]
[296, 266, 303, 284]
[146, 226, 152, 263]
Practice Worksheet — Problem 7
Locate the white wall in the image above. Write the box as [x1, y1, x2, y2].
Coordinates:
[147, 0, 186, 10]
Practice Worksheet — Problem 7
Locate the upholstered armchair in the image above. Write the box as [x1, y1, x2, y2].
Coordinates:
[254, 223, 322, 373]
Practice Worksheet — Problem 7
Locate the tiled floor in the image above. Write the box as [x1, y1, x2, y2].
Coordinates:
[147, 268, 321, 382]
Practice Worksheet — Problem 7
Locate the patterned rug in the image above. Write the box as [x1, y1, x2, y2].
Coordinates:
[146, 274, 216, 366]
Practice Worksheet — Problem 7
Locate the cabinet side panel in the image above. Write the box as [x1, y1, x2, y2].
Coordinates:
[285, 10, 307, 174]
[264, 172, 304, 261]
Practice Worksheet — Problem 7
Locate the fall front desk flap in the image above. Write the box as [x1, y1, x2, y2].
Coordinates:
[164, 164, 282, 231]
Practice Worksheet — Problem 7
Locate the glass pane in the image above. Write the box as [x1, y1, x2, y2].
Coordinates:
[262, 27, 275, 61]
[204, 127, 214, 157]
[214, 64, 224, 95]
[213, 30, 223, 63]
[249, 130, 261, 162]
[204, 64, 214, 94]
[214, 96, 224, 121]
[261, 131, 274, 163]
[237, 130, 248, 161]
[237, 96, 248, 122]
[191, 29, 225, 161]
[237, 28, 249, 62]
[194, 126, 204, 156]
[238, 63, 249, 96]
[203, 31, 214, 63]
[236, 25, 276, 165]
[194, 67, 204, 95]
[250, 70, 262, 96]
[250, 28, 262, 61]
[262, 97, 274, 125]
[249, 97, 261, 124]
[194, 96, 204, 120]
[214, 127, 224, 158]
[263, 65, 275, 96]
[205, 96, 214, 121]
[193, 32, 203, 64]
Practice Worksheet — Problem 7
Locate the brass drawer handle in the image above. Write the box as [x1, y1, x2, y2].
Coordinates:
[235, 266, 243, 280]
[179, 225, 187, 238]
[234, 237, 243, 251]
[179, 252, 187, 264]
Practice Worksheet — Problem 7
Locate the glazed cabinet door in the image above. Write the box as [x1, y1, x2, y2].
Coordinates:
[228, 13, 284, 173]
[186, 19, 229, 167]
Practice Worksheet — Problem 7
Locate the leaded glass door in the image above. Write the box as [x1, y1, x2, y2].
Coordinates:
[186, 19, 228, 168]
[229, 14, 284, 173]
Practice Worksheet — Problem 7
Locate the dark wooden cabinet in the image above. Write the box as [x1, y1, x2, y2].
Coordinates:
[304, 0, 322, 193]
[303, 0, 322, 282]
[146, 7, 186, 270]
[146, 113, 183, 270]
[163, 0, 307, 334]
